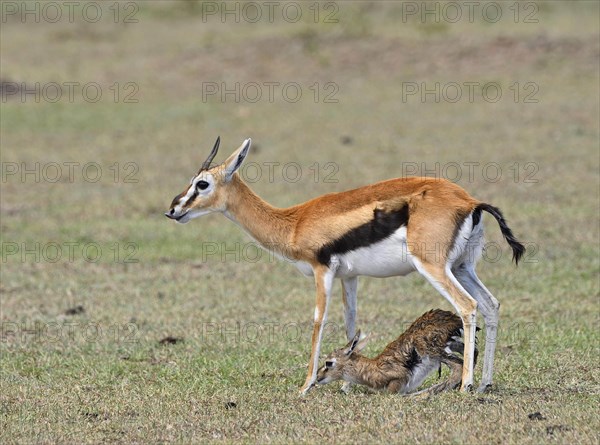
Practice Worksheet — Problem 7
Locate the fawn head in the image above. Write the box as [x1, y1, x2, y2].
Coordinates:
[165, 137, 251, 224]
[316, 330, 370, 385]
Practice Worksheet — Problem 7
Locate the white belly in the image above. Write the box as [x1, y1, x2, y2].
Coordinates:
[334, 227, 416, 278]
[293, 260, 314, 276]
[404, 356, 440, 393]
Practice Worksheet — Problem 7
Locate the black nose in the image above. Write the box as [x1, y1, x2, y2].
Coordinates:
[165, 209, 175, 219]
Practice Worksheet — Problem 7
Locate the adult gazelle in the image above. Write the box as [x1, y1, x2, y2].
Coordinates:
[166, 137, 525, 394]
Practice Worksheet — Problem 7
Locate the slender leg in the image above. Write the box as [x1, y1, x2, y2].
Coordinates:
[341, 277, 358, 340]
[414, 260, 478, 391]
[299, 265, 335, 395]
[340, 277, 358, 394]
[454, 264, 500, 392]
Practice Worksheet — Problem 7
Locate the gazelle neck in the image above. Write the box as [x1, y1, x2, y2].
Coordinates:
[222, 174, 299, 257]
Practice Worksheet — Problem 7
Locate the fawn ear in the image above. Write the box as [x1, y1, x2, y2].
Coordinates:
[354, 332, 370, 353]
[344, 330, 362, 355]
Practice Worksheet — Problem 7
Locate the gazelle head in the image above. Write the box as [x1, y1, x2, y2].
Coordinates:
[316, 330, 370, 386]
[165, 137, 251, 224]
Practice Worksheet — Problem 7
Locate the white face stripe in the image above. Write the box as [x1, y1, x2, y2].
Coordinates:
[175, 172, 215, 212]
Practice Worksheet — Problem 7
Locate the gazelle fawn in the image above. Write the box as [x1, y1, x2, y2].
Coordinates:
[316, 309, 478, 396]
[166, 137, 525, 394]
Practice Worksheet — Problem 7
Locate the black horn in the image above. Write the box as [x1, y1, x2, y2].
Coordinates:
[200, 136, 220, 172]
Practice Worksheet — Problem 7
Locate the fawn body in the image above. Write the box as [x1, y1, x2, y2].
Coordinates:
[316, 309, 477, 395]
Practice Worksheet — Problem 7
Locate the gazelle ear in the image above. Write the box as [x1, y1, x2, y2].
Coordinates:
[223, 138, 251, 181]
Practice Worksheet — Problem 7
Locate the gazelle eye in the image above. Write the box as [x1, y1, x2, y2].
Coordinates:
[325, 360, 334, 368]
[196, 180, 209, 190]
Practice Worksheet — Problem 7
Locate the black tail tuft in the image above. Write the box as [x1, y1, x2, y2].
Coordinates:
[477, 203, 525, 265]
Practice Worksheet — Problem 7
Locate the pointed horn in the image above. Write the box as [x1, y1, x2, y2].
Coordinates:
[200, 136, 220, 172]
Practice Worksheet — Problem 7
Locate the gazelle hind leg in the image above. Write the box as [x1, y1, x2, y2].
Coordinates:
[340, 277, 358, 394]
[413, 260, 478, 391]
[454, 264, 499, 392]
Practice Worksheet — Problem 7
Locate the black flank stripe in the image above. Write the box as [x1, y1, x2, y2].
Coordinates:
[316, 205, 409, 266]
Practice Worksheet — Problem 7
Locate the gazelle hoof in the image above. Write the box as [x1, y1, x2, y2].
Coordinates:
[299, 383, 314, 396]
[460, 383, 473, 392]
[476, 383, 492, 393]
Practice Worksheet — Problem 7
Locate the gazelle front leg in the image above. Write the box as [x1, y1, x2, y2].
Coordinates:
[341, 277, 358, 340]
[299, 264, 336, 395]
[340, 277, 358, 394]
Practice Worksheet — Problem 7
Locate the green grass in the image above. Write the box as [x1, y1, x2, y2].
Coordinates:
[1, 1, 599, 443]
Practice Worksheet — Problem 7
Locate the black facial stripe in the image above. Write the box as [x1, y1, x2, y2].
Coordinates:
[317, 205, 409, 266]
[170, 192, 185, 209]
[184, 188, 198, 207]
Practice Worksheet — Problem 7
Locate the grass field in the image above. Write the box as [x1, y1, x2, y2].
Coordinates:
[1, 1, 599, 443]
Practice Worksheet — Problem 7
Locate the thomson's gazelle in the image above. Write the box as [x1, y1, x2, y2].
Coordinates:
[166, 137, 525, 394]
